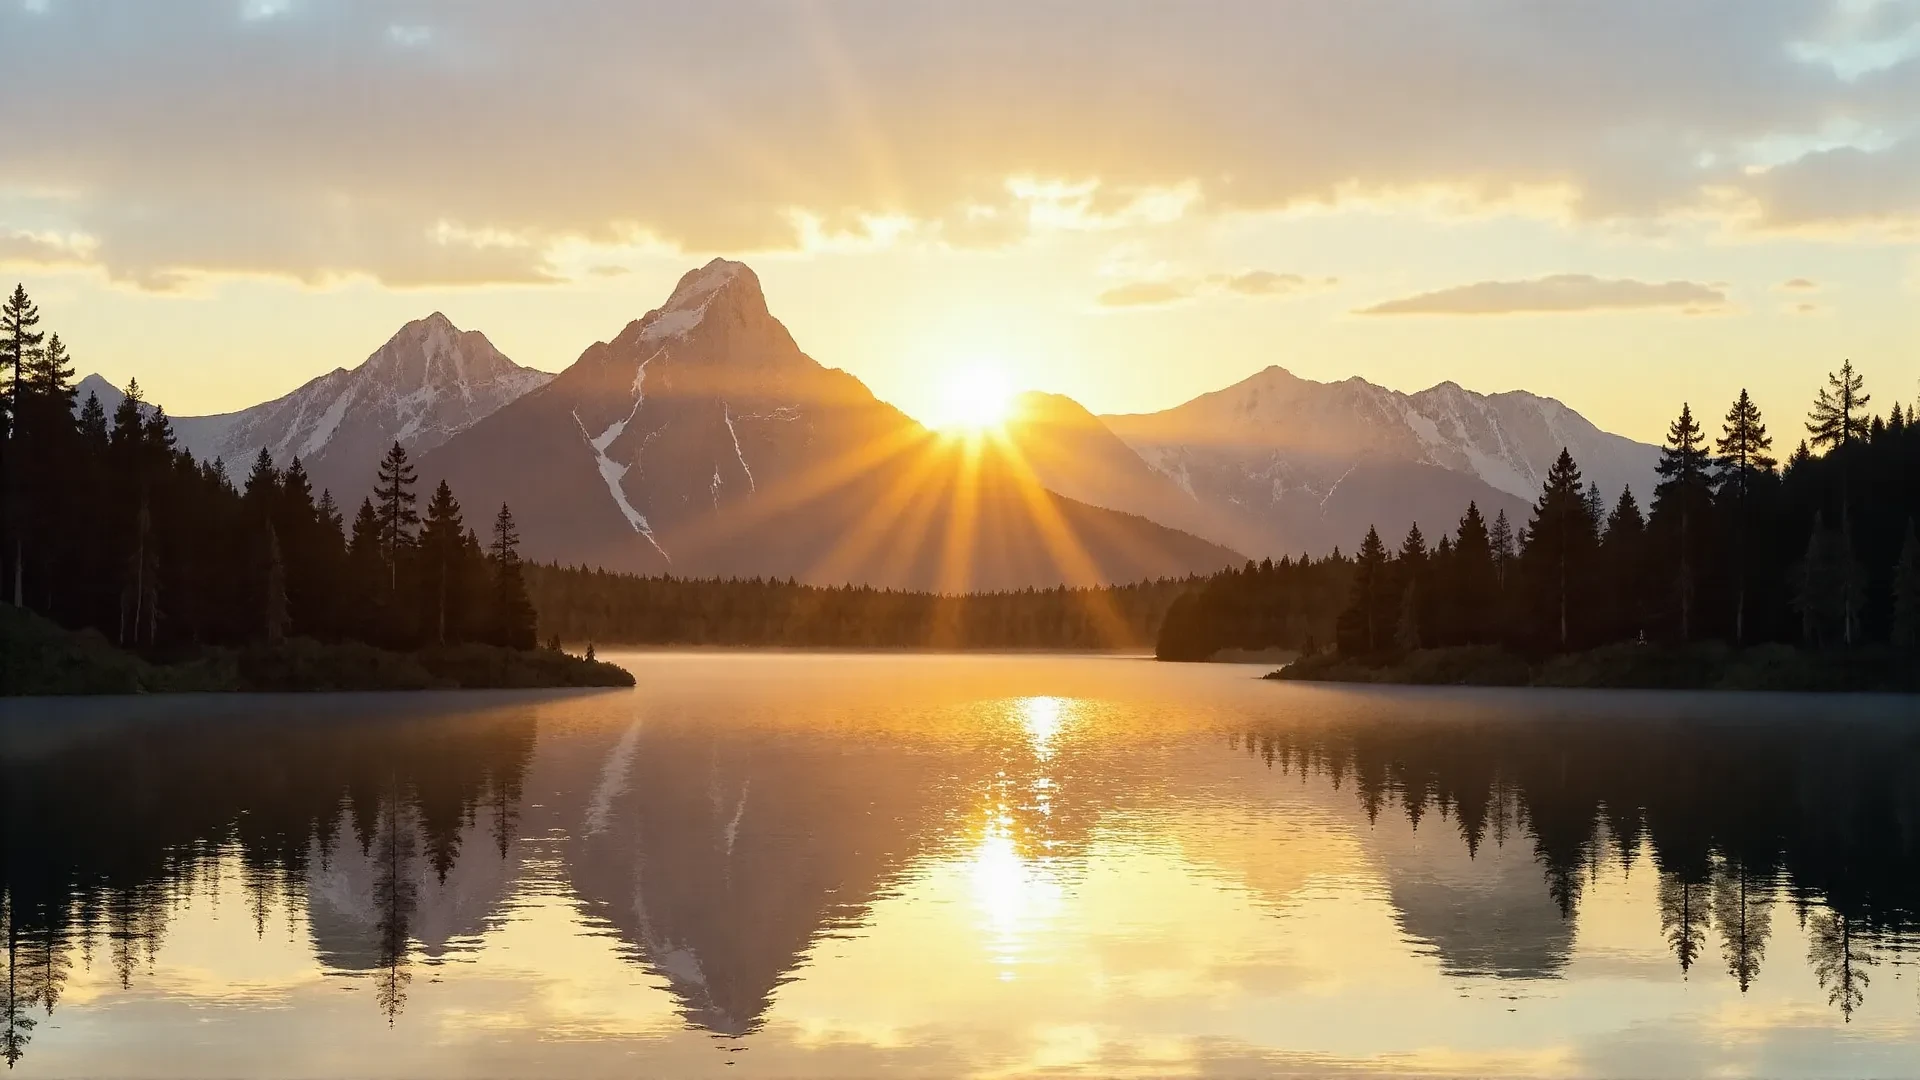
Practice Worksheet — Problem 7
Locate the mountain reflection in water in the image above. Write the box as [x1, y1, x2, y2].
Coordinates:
[2, 656, 1918, 1078]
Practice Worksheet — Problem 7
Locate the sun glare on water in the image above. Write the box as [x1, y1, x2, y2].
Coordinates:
[932, 363, 1016, 433]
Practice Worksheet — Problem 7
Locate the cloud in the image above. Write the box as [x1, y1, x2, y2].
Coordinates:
[0, 2, 1916, 286]
[0, 229, 91, 269]
[1780, 277, 1820, 290]
[1358, 274, 1729, 315]
[1216, 271, 1338, 296]
[1098, 269, 1334, 307]
[1791, 301, 1822, 314]
[1742, 136, 1920, 230]
[1097, 281, 1193, 308]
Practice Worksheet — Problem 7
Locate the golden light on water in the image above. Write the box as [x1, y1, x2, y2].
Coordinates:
[1018, 695, 1068, 761]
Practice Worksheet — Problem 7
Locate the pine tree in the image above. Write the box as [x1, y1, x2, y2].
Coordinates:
[0, 283, 43, 433]
[1451, 502, 1497, 645]
[1489, 509, 1515, 589]
[1807, 360, 1870, 451]
[418, 480, 466, 645]
[1601, 486, 1647, 641]
[489, 503, 537, 649]
[1892, 519, 1919, 653]
[1, 284, 47, 607]
[346, 497, 387, 642]
[1395, 522, 1429, 650]
[1522, 449, 1595, 650]
[243, 448, 279, 510]
[1339, 526, 1393, 654]
[1715, 390, 1775, 643]
[1652, 404, 1712, 641]
[373, 442, 419, 592]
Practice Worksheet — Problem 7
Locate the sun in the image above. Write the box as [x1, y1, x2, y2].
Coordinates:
[932, 363, 1016, 433]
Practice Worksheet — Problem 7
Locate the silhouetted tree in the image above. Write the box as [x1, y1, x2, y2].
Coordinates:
[1806, 361, 1871, 451]
[1650, 404, 1714, 641]
[1520, 449, 1595, 650]
[1715, 389, 1776, 643]
[488, 503, 538, 649]
[1599, 486, 1647, 641]
[1449, 502, 1497, 645]
[373, 442, 418, 594]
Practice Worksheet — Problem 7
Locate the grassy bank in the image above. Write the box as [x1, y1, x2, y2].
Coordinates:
[1270, 642, 1919, 693]
[1, 606, 635, 696]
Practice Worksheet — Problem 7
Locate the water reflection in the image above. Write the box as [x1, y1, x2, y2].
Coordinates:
[2, 662, 1918, 1076]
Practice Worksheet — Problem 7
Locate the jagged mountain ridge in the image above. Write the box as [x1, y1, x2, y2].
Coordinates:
[418, 259, 1242, 589]
[78, 314, 551, 501]
[1066, 365, 1661, 556]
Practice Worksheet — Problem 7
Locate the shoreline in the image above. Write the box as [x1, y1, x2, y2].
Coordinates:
[1267, 643, 1919, 694]
[3, 607, 634, 696]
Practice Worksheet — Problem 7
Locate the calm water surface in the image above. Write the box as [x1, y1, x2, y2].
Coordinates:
[4, 654, 1920, 1078]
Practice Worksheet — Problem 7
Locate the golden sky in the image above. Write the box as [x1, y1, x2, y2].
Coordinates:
[3, 1, 1919, 442]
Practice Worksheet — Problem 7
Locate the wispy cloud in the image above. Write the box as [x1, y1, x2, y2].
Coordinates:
[1779, 277, 1820, 290]
[1215, 270, 1337, 296]
[1358, 274, 1729, 316]
[1099, 269, 1335, 308]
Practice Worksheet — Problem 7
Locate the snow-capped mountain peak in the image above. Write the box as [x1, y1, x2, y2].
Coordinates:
[117, 315, 558, 499]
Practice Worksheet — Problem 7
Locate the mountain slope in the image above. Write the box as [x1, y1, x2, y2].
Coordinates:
[104, 315, 552, 501]
[1100, 366, 1659, 555]
[419, 260, 1241, 589]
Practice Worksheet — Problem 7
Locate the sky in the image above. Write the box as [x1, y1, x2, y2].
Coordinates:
[2, 0, 1918, 443]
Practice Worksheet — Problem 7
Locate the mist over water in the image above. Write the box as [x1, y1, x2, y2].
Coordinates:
[4, 655, 1918, 1078]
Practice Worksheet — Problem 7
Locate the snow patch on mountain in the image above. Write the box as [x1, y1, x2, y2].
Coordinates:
[722, 403, 755, 493]
[574, 406, 670, 562]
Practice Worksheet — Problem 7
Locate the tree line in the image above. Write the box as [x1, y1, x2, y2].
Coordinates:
[526, 564, 1193, 649]
[0, 283, 538, 655]
[1167, 363, 1919, 661]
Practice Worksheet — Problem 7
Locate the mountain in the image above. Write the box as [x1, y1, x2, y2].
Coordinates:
[1084, 366, 1661, 556]
[80, 315, 551, 501]
[418, 259, 1241, 589]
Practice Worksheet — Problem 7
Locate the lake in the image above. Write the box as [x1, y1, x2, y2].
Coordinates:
[3, 653, 1919, 1078]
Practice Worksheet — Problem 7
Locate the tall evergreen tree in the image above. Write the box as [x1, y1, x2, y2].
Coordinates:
[1651, 404, 1713, 641]
[1806, 361, 1870, 451]
[1395, 522, 1429, 650]
[1450, 502, 1497, 645]
[373, 442, 419, 592]
[1600, 486, 1648, 642]
[487, 503, 538, 648]
[418, 480, 466, 646]
[0, 283, 43, 436]
[1489, 509, 1515, 589]
[1339, 526, 1393, 654]
[1, 284, 47, 607]
[1521, 449, 1596, 650]
[1715, 390, 1775, 643]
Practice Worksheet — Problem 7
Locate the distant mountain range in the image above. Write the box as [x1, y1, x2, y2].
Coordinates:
[1034, 366, 1659, 556]
[77, 259, 1662, 586]
[80, 314, 550, 500]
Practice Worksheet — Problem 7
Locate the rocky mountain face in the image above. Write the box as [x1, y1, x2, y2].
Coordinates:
[1032, 366, 1664, 557]
[81, 315, 551, 502]
[417, 259, 1242, 589]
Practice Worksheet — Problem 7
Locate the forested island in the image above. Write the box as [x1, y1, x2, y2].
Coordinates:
[0, 285, 631, 694]
[1172, 365, 1918, 691]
